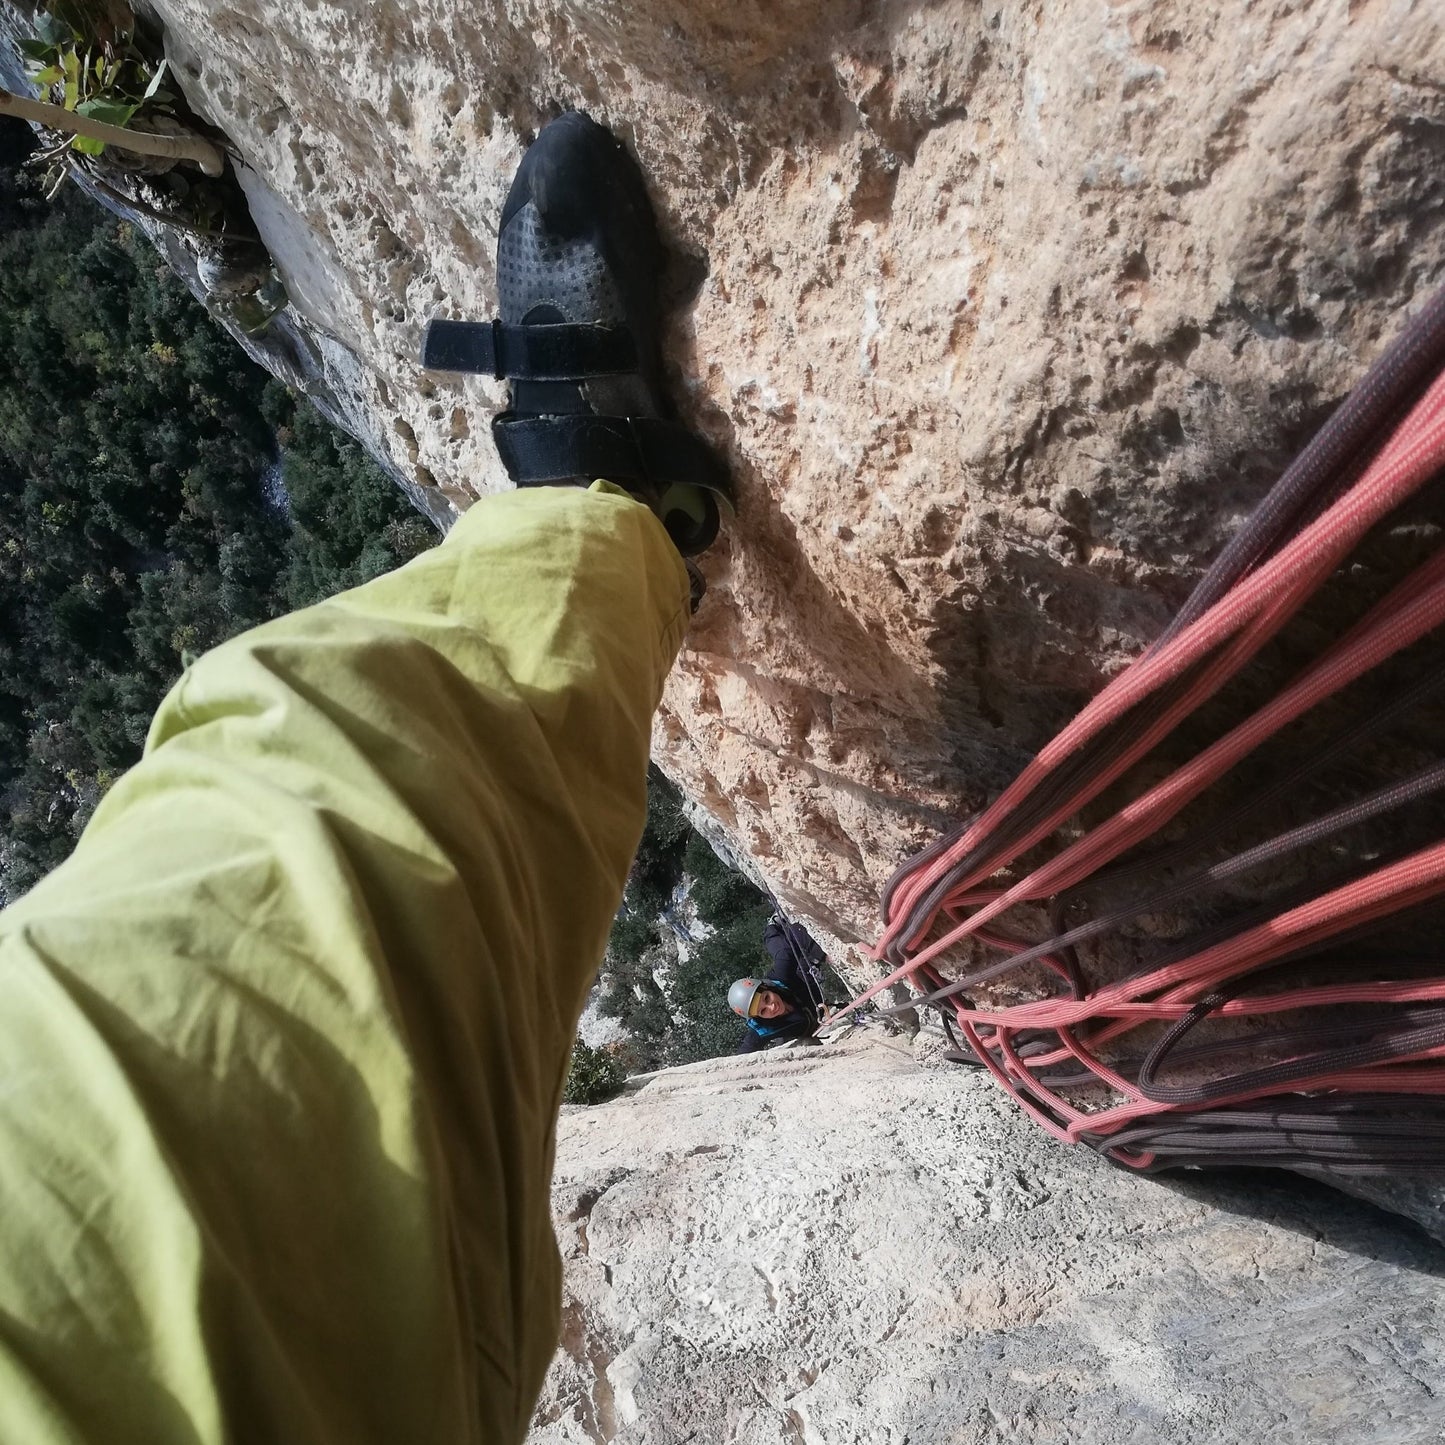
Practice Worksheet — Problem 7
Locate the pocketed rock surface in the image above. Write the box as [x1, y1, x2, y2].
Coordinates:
[87, 0, 1443, 963]
[536, 1037, 1445, 1445]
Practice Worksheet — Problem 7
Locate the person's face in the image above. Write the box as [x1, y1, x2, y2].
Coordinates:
[753, 988, 790, 1020]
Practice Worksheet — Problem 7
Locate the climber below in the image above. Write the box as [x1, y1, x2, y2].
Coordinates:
[728, 917, 831, 1053]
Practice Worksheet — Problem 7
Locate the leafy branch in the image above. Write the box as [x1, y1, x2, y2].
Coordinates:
[4, 9, 222, 185]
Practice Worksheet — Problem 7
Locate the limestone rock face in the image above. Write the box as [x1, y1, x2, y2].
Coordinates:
[97, 0, 1444, 961]
[538, 1038, 1445, 1444]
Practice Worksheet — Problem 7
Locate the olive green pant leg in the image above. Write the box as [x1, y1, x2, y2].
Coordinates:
[0, 484, 690, 1445]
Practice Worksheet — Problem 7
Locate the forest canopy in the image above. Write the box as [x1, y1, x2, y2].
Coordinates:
[0, 121, 435, 899]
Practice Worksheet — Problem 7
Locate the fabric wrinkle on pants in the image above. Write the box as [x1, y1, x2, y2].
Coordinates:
[0, 482, 690, 1445]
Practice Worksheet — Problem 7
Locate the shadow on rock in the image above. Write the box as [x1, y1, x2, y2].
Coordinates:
[1155, 1166, 1445, 1278]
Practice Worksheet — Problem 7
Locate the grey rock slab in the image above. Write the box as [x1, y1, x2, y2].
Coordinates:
[536, 1038, 1445, 1444]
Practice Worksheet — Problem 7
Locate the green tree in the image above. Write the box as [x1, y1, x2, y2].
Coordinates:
[0, 132, 436, 902]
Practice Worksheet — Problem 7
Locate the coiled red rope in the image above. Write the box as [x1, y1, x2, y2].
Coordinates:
[835, 286, 1445, 1172]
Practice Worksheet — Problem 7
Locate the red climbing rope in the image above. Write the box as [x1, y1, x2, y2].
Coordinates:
[837, 286, 1445, 1172]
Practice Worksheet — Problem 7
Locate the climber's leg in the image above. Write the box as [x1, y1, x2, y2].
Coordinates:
[0, 482, 690, 1445]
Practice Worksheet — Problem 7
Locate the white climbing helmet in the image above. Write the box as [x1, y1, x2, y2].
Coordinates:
[728, 978, 765, 1018]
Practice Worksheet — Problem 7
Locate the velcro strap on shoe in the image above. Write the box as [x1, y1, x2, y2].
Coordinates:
[421, 317, 638, 380]
[492, 413, 730, 494]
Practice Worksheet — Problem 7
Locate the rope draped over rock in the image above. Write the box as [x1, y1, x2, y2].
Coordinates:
[833, 283, 1445, 1173]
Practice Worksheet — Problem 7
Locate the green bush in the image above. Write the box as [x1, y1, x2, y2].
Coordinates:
[564, 1038, 626, 1106]
[684, 828, 764, 925]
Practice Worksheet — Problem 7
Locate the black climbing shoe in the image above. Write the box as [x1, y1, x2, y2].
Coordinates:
[421, 111, 732, 556]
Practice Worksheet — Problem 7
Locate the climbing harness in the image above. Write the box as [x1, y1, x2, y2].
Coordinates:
[829, 284, 1445, 1172]
[774, 913, 831, 1021]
